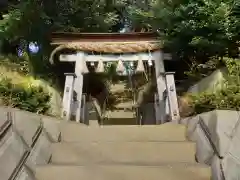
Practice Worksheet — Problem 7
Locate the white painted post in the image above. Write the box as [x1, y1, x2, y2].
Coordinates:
[74, 52, 85, 123]
[165, 72, 180, 123]
[154, 50, 167, 124]
[62, 73, 76, 121]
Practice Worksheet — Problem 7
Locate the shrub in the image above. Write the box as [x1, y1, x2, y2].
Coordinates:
[0, 77, 51, 114]
[190, 58, 240, 114]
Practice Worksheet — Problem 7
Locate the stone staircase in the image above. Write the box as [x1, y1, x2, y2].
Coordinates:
[35, 122, 212, 180]
[35, 80, 211, 180]
[102, 81, 137, 125]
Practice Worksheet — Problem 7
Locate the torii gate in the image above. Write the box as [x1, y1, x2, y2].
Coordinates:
[49, 32, 180, 124]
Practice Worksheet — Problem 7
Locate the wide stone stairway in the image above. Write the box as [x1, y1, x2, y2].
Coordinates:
[35, 121, 212, 180]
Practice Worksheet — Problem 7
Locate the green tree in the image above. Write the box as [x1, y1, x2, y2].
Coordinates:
[0, 0, 130, 77]
[0, 0, 129, 42]
[129, 0, 240, 63]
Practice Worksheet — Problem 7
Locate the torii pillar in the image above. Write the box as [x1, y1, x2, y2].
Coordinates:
[154, 51, 180, 123]
[154, 50, 167, 124]
[74, 52, 85, 123]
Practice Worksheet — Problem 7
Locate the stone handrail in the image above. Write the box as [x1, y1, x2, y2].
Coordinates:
[9, 120, 43, 180]
[0, 112, 12, 140]
[198, 117, 223, 159]
[198, 117, 226, 180]
[181, 110, 240, 180]
[0, 107, 61, 180]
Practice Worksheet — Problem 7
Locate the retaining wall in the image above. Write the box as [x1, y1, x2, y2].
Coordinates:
[188, 68, 227, 94]
[181, 110, 240, 180]
[0, 107, 61, 180]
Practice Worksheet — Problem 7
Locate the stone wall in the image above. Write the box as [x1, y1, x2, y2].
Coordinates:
[188, 68, 227, 94]
[181, 110, 240, 180]
[0, 107, 61, 180]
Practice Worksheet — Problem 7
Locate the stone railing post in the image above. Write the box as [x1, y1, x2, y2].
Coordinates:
[164, 72, 180, 123]
[62, 73, 76, 121]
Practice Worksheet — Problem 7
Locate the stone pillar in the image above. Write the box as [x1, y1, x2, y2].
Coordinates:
[165, 72, 180, 123]
[74, 52, 85, 123]
[154, 50, 167, 124]
[62, 73, 76, 121]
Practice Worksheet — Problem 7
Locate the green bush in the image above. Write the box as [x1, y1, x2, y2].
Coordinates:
[190, 58, 240, 114]
[0, 78, 51, 114]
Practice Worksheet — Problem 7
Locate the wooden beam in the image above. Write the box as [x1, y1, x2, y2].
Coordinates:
[51, 32, 159, 44]
[59, 52, 172, 62]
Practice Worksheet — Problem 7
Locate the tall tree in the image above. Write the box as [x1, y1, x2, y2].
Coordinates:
[0, 0, 133, 76]
[0, 0, 126, 41]
[129, 0, 240, 62]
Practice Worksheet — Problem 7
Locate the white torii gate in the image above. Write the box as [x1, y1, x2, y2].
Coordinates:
[59, 51, 179, 124]
[49, 32, 180, 124]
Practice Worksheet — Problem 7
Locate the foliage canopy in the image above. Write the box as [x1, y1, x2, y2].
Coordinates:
[129, 0, 240, 63]
[1, 0, 239, 64]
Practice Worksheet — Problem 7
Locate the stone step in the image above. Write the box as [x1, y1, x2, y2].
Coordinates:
[114, 101, 134, 109]
[104, 110, 135, 125]
[110, 83, 126, 93]
[60, 123, 187, 142]
[50, 141, 196, 164]
[89, 120, 99, 127]
[105, 111, 135, 118]
[102, 117, 137, 125]
[36, 164, 211, 180]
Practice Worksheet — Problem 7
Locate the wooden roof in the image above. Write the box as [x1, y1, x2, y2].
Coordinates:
[49, 32, 162, 64]
[50, 32, 159, 45]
